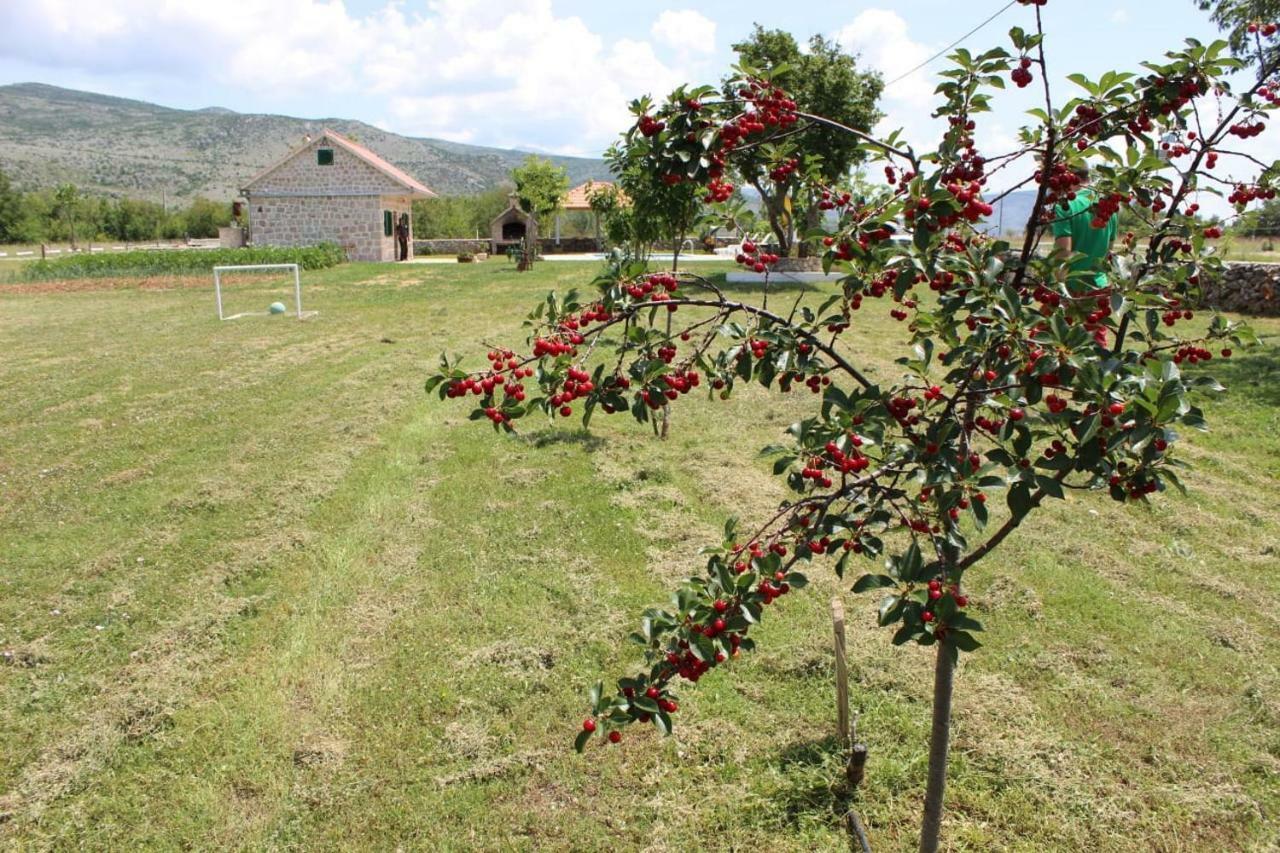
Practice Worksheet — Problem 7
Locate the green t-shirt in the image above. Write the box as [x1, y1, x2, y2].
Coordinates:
[1051, 188, 1118, 288]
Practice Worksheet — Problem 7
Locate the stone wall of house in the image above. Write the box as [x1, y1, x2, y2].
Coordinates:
[248, 193, 415, 262]
[1202, 262, 1280, 316]
[250, 194, 385, 261]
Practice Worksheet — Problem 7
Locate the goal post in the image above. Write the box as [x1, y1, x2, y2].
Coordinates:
[213, 263, 307, 320]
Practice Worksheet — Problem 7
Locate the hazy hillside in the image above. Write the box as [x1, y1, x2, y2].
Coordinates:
[0, 82, 612, 201]
[983, 189, 1038, 237]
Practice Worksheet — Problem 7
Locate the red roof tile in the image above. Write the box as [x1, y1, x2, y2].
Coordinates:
[563, 180, 624, 210]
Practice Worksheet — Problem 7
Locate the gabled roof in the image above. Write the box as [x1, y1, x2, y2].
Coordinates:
[242, 129, 436, 198]
[489, 193, 536, 227]
[562, 180, 623, 211]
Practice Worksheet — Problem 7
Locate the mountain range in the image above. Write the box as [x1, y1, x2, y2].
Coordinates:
[0, 82, 613, 200]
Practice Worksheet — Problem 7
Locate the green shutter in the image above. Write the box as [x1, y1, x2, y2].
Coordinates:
[384, 210, 393, 237]
[317, 148, 334, 165]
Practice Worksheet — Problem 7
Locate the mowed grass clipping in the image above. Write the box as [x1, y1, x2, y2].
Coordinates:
[1, 259, 1278, 851]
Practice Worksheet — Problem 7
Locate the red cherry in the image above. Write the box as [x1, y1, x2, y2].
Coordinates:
[1009, 408, 1025, 421]
[1107, 402, 1125, 416]
[608, 731, 622, 744]
[646, 686, 660, 700]
[583, 718, 596, 733]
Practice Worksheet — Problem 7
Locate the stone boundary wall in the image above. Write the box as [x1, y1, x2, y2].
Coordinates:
[413, 237, 735, 256]
[1203, 262, 1280, 316]
[538, 237, 598, 254]
[414, 239, 490, 255]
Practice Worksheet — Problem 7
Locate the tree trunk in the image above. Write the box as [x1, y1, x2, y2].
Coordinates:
[918, 644, 955, 853]
[750, 178, 790, 257]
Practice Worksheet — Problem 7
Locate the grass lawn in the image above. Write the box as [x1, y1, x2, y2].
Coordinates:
[1, 259, 1278, 851]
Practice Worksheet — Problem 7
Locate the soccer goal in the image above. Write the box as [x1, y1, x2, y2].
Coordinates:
[213, 263, 315, 321]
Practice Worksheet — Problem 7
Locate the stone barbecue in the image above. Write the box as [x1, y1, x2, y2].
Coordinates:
[241, 130, 435, 262]
[489, 193, 538, 255]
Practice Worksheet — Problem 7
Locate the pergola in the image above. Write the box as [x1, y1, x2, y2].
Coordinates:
[555, 180, 624, 248]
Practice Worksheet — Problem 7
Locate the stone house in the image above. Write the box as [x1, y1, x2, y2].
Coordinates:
[241, 129, 435, 262]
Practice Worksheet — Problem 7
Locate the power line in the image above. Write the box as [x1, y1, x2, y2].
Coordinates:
[882, 1, 1019, 88]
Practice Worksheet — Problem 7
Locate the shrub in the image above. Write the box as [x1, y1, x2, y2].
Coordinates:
[19, 243, 346, 281]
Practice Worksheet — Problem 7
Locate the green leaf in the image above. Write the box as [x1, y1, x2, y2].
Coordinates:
[1036, 474, 1064, 500]
[878, 594, 905, 626]
[655, 710, 673, 735]
[852, 574, 897, 593]
[574, 729, 592, 753]
[1007, 481, 1034, 521]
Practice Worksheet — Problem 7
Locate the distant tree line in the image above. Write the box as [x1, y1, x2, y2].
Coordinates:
[0, 168, 232, 245]
[410, 160, 596, 242]
[410, 186, 509, 240]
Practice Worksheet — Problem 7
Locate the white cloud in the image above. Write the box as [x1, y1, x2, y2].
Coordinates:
[0, 0, 701, 156]
[651, 9, 717, 55]
[835, 9, 941, 151]
[836, 9, 933, 110]
[1110, 9, 1130, 25]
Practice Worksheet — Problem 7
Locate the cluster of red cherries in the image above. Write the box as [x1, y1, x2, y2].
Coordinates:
[637, 115, 666, 137]
[733, 239, 779, 273]
[1227, 183, 1275, 207]
[1011, 56, 1034, 89]
[1229, 119, 1267, 139]
[623, 272, 679, 300]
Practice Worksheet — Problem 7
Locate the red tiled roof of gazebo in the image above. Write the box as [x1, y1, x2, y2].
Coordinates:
[562, 180, 627, 211]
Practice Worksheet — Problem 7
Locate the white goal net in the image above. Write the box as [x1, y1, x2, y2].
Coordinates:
[213, 263, 315, 321]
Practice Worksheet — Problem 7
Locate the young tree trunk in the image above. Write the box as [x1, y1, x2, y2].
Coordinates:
[750, 177, 791, 257]
[919, 643, 955, 853]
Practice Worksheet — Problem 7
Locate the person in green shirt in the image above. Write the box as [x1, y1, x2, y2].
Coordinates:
[1051, 163, 1118, 290]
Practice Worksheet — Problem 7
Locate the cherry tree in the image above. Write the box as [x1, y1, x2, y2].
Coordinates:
[429, 3, 1273, 848]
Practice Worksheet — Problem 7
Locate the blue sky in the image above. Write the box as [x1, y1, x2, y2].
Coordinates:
[0, 0, 1266, 212]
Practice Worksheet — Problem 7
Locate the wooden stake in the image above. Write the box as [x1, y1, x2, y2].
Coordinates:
[832, 596, 850, 747]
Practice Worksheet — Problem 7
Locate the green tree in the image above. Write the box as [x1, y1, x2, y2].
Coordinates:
[511, 156, 570, 229]
[53, 184, 81, 248]
[728, 26, 884, 257]
[587, 182, 648, 259]
[104, 198, 165, 242]
[430, 14, 1269, 852]
[0, 168, 21, 243]
[602, 119, 711, 269]
[412, 188, 510, 240]
[1196, 0, 1280, 58]
[182, 197, 232, 238]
